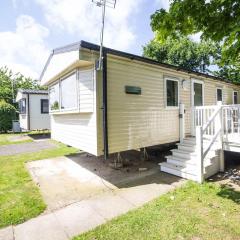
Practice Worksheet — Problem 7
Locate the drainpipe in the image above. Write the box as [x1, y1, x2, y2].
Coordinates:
[27, 93, 30, 131]
[102, 49, 109, 160]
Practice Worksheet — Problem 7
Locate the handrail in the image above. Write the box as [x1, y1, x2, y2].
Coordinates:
[203, 129, 221, 159]
[202, 106, 221, 133]
[194, 105, 219, 110]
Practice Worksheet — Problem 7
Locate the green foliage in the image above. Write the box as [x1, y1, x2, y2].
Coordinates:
[0, 100, 16, 133]
[143, 36, 217, 72]
[151, 0, 240, 65]
[0, 67, 46, 106]
[51, 101, 59, 111]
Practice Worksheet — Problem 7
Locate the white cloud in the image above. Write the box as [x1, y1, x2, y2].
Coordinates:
[34, 0, 142, 51]
[0, 15, 50, 79]
[154, 0, 170, 10]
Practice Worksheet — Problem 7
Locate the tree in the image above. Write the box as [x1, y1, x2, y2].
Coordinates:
[0, 100, 16, 133]
[151, 0, 240, 64]
[143, 36, 217, 73]
[0, 67, 44, 106]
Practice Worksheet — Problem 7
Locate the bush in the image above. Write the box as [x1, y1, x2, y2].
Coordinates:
[0, 100, 16, 133]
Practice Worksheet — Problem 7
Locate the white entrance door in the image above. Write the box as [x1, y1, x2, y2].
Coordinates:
[191, 79, 204, 135]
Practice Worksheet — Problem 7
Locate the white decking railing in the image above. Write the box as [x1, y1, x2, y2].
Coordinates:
[223, 105, 240, 143]
[192, 103, 240, 182]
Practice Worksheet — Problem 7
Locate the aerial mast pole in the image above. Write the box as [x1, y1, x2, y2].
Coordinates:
[98, 0, 106, 70]
[91, 0, 116, 70]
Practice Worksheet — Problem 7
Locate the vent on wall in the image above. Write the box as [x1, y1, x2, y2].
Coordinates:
[125, 86, 141, 95]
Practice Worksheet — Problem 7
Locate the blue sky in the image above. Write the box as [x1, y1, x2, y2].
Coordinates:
[0, 0, 170, 79]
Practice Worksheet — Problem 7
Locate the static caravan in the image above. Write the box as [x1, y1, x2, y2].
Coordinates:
[40, 41, 240, 182]
[16, 89, 50, 131]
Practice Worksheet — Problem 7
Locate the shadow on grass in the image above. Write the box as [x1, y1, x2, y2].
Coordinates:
[217, 184, 240, 204]
[28, 133, 51, 140]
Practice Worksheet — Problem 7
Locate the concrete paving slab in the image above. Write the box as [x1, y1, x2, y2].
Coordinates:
[54, 201, 105, 238]
[0, 226, 14, 240]
[14, 213, 68, 240]
[87, 192, 135, 220]
[0, 141, 56, 156]
[27, 157, 117, 210]
[118, 183, 174, 207]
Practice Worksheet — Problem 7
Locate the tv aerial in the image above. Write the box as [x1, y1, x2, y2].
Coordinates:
[91, 0, 117, 70]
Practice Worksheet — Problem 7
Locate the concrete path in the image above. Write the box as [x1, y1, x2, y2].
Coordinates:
[0, 176, 185, 240]
[0, 141, 57, 156]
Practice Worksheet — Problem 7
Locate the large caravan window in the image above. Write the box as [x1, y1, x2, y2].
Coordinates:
[61, 73, 77, 110]
[216, 88, 223, 102]
[166, 79, 179, 107]
[49, 68, 94, 114]
[19, 98, 26, 114]
[49, 83, 60, 111]
[233, 91, 238, 104]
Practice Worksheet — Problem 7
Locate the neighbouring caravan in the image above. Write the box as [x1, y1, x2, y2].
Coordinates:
[40, 41, 240, 182]
[16, 89, 50, 131]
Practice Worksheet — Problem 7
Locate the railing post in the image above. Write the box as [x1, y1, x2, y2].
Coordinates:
[179, 103, 185, 143]
[196, 126, 204, 183]
[217, 103, 225, 172]
[191, 107, 195, 136]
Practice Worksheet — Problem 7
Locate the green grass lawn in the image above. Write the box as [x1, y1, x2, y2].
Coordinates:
[0, 141, 78, 228]
[0, 133, 33, 145]
[75, 181, 240, 240]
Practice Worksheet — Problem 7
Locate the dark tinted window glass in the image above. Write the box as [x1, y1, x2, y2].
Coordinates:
[217, 89, 222, 102]
[167, 80, 178, 107]
[19, 98, 26, 114]
[194, 83, 203, 106]
[41, 99, 49, 114]
[234, 92, 238, 104]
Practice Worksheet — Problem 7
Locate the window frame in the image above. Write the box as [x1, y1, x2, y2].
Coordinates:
[233, 91, 238, 104]
[19, 98, 27, 114]
[60, 70, 78, 112]
[216, 87, 223, 103]
[49, 82, 60, 112]
[41, 99, 49, 114]
[164, 77, 180, 109]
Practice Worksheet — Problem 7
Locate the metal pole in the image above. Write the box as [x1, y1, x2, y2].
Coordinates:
[98, 0, 106, 70]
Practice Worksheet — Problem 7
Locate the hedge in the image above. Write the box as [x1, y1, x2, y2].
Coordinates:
[0, 100, 16, 133]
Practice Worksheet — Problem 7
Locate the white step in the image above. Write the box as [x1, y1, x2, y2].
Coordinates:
[182, 138, 211, 145]
[171, 149, 197, 160]
[161, 160, 197, 173]
[177, 143, 196, 151]
[160, 162, 198, 181]
[166, 155, 196, 167]
[183, 138, 196, 145]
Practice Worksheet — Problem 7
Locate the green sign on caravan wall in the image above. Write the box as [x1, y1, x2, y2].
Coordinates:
[125, 86, 141, 95]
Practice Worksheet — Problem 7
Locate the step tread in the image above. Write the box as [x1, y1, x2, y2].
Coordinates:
[171, 149, 196, 155]
[166, 155, 197, 165]
[160, 161, 197, 172]
[160, 162, 198, 179]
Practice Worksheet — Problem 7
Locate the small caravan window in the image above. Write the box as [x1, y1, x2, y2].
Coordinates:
[19, 98, 26, 114]
[233, 91, 238, 104]
[216, 88, 223, 102]
[166, 79, 179, 107]
[41, 99, 49, 114]
[60, 73, 77, 110]
[49, 83, 60, 111]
